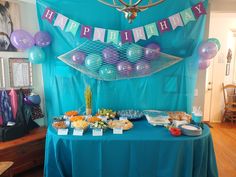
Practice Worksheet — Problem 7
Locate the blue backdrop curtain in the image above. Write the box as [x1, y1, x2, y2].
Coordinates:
[36, 0, 208, 121]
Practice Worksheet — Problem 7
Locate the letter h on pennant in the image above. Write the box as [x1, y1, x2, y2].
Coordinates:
[42, 8, 56, 23]
[157, 19, 171, 33]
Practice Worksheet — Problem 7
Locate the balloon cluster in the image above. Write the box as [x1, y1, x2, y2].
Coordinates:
[198, 38, 220, 70]
[71, 43, 161, 80]
[10, 30, 51, 64]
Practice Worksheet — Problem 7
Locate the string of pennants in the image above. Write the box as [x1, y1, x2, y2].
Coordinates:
[41, 2, 206, 44]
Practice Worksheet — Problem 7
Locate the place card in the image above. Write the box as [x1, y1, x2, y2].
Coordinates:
[113, 128, 123, 134]
[58, 129, 68, 135]
[73, 129, 84, 136]
[92, 128, 103, 136]
[119, 117, 127, 120]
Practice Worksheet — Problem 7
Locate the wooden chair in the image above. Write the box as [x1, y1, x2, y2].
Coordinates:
[0, 161, 14, 177]
[222, 83, 236, 122]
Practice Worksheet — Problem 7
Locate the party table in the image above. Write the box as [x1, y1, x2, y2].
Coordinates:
[44, 120, 218, 177]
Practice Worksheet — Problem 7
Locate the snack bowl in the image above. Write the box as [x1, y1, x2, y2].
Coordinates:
[87, 116, 102, 123]
[53, 116, 66, 122]
[52, 121, 68, 129]
[72, 120, 89, 131]
[65, 110, 79, 117]
[70, 115, 85, 122]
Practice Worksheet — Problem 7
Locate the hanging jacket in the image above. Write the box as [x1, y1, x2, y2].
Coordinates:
[0, 90, 14, 125]
[15, 89, 39, 132]
[9, 89, 18, 120]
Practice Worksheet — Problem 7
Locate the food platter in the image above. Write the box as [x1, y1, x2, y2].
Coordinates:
[143, 110, 170, 126]
[108, 120, 133, 130]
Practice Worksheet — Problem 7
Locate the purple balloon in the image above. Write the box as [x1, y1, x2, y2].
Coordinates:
[34, 31, 51, 47]
[71, 51, 86, 64]
[198, 41, 218, 60]
[10, 30, 35, 51]
[102, 47, 119, 64]
[135, 61, 151, 75]
[117, 61, 133, 76]
[144, 43, 161, 60]
[199, 59, 210, 70]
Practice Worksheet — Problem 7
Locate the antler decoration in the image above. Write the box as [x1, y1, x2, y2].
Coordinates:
[98, 0, 165, 23]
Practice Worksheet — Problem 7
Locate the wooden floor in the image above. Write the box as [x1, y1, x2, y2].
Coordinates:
[13, 123, 236, 177]
[209, 122, 236, 177]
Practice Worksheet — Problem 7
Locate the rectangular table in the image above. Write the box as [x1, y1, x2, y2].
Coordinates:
[44, 120, 218, 177]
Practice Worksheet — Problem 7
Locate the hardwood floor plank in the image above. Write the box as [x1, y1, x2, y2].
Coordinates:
[210, 123, 236, 177]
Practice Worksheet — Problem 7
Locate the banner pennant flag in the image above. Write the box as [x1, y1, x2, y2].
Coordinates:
[132, 27, 146, 42]
[93, 28, 106, 42]
[107, 30, 119, 44]
[169, 13, 183, 30]
[80, 25, 92, 39]
[42, 7, 56, 23]
[192, 2, 206, 19]
[120, 30, 133, 44]
[65, 19, 80, 36]
[180, 8, 196, 25]
[157, 19, 171, 33]
[145, 23, 159, 39]
[53, 13, 68, 30]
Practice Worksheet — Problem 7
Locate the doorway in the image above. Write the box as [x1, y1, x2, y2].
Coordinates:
[203, 12, 236, 122]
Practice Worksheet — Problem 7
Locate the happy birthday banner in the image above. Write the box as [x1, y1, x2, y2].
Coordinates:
[42, 2, 206, 44]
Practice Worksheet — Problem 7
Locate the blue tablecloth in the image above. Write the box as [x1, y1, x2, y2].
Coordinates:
[44, 120, 218, 177]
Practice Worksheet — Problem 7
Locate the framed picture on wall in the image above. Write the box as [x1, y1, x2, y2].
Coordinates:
[9, 58, 33, 88]
[0, 0, 20, 51]
[0, 58, 4, 88]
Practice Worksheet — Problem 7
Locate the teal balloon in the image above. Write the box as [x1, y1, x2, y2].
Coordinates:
[207, 38, 221, 50]
[99, 65, 117, 80]
[126, 44, 143, 62]
[28, 46, 46, 64]
[85, 54, 102, 71]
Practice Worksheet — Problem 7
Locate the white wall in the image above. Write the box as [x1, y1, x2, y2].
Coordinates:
[19, 2, 46, 126]
[205, 12, 236, 122]
[0, 1, 46, 125]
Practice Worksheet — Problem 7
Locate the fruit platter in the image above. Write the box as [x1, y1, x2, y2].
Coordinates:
[96, 109, 116, 119]
[90, 121, 108, 130]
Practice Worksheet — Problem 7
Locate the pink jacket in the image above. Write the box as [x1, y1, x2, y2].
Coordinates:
[9, 89, 18, 119]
